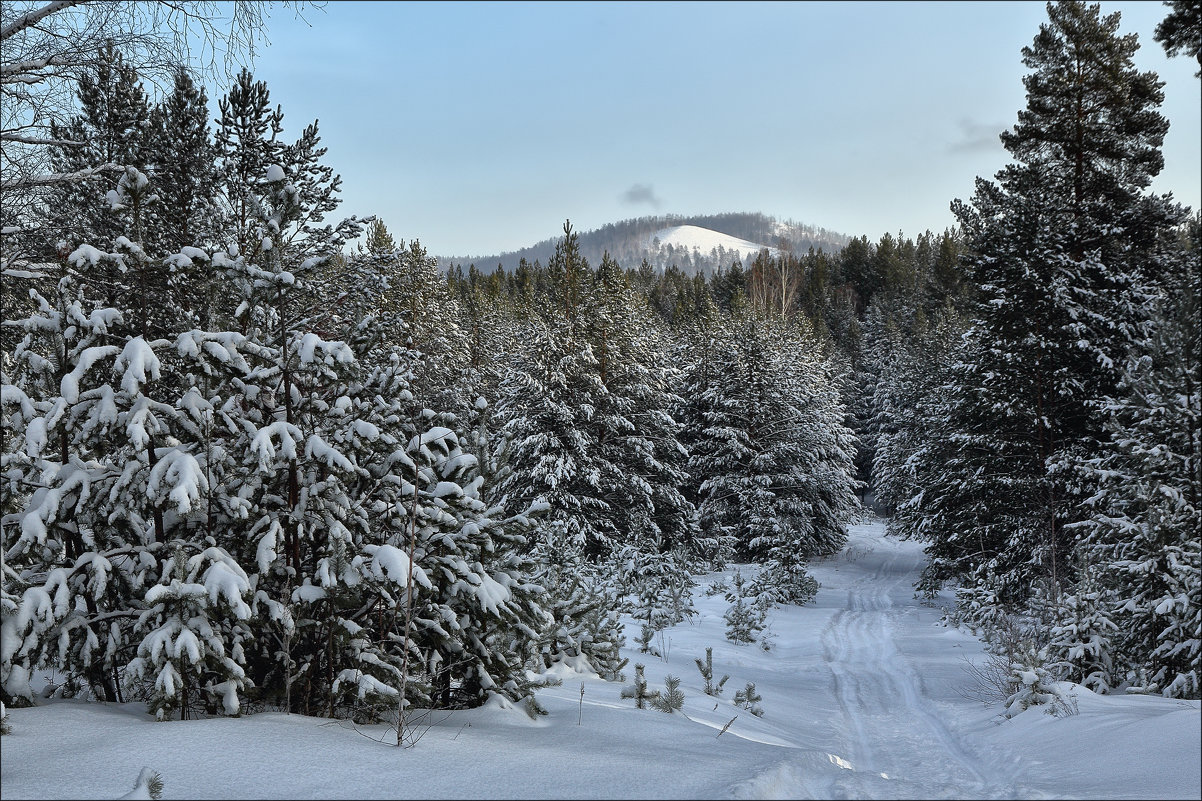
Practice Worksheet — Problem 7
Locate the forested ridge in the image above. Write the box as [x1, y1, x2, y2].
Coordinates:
[435, 211, 850, 277]
[1, 0, 1197, 738]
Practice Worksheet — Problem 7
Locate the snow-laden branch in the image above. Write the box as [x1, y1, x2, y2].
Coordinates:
[0, 0, 86, 42]
[0, 132, 84, 147]
[1, 160, 122, 190]
[0, 53, 75, 77]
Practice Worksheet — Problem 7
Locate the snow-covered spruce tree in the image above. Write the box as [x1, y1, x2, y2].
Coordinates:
[723, 568, 767, 645]
[673, 286, 736, 566]
[586, 252, 699, 619]
[587, 252, 698, 558]
[494, 224, 691, 566]
[919, 1, 1187, 611]
[220, 230, 549, 718]
[625, 544, 697, 629]
[1072, 216, 1200, 698]
[871, 300, 966, 529]
[492, 316, 622, 561]
[860, 285, 963, 518]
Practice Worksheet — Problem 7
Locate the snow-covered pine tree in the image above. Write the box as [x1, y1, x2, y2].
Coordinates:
[206, 155, 374, 715]
[649, 674, 684, 713]
[620, 662, 658, 709]
[921, 0, 1187, 611]
[215, 68, 286, 257]
[1, 248, 137, 704]
[694, 646, 729, 696]
[1, 167, 248, 710]
[687, 301, 857, 597]
[127, 544, 253, 720]
[364, 235, 470, 419]
[528, 523, 627, 681]
[146, 66, 221, 258]
[733, 681, 764, 717]
[398, 425, 550, 709]
[1044, 556, 1119, 693]
[44, 43, 152, 256]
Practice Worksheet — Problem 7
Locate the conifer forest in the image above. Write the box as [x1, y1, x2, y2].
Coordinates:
[0, 2, 1199, 799]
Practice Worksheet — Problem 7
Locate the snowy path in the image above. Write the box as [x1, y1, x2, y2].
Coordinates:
[798, 524, 1025, 799]
[3, 518, 1197, 800]
[715, 520, 1039, 799]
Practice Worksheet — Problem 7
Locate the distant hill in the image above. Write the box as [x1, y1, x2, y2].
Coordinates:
[436, 212, 849, 276]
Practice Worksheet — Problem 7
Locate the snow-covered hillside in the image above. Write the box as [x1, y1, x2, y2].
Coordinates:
[647, 224, 779, 264]
[2, 520, 1197, 800]
[435, 212, 847, 274]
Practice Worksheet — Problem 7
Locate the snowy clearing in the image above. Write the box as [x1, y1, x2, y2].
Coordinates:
[2, 519, 1198, 800]
[648, 225, 780, 263]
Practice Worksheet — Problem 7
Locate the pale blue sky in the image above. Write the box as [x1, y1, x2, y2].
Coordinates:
[233, 1, 1201, 258]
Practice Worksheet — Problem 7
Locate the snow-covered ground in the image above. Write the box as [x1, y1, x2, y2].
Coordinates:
[2, 520, 1199, 800]
[648, 225, 779, 263]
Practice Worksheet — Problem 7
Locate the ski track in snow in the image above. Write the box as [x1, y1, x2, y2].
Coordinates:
[734, 522, 1041, 800]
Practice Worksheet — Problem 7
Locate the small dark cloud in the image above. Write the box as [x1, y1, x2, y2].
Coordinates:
[948, 118, 1007, 154]
[621, 183, 661, 207]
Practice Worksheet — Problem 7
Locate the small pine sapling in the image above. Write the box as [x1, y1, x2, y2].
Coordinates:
[758, 624, 777, 652]
[636, 623, 662, 657]
[724, 569, 766, 645]
[694, 647, 730, 696]
[734, 682, 764, 717]
[147, 772, 164, 801]
[524, 696, 548, 719]
[1002, 644, 1073, 718]
[118, 767, 164, 800]
[650, 674, 685, 713]
[620, 663, 660, 710]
